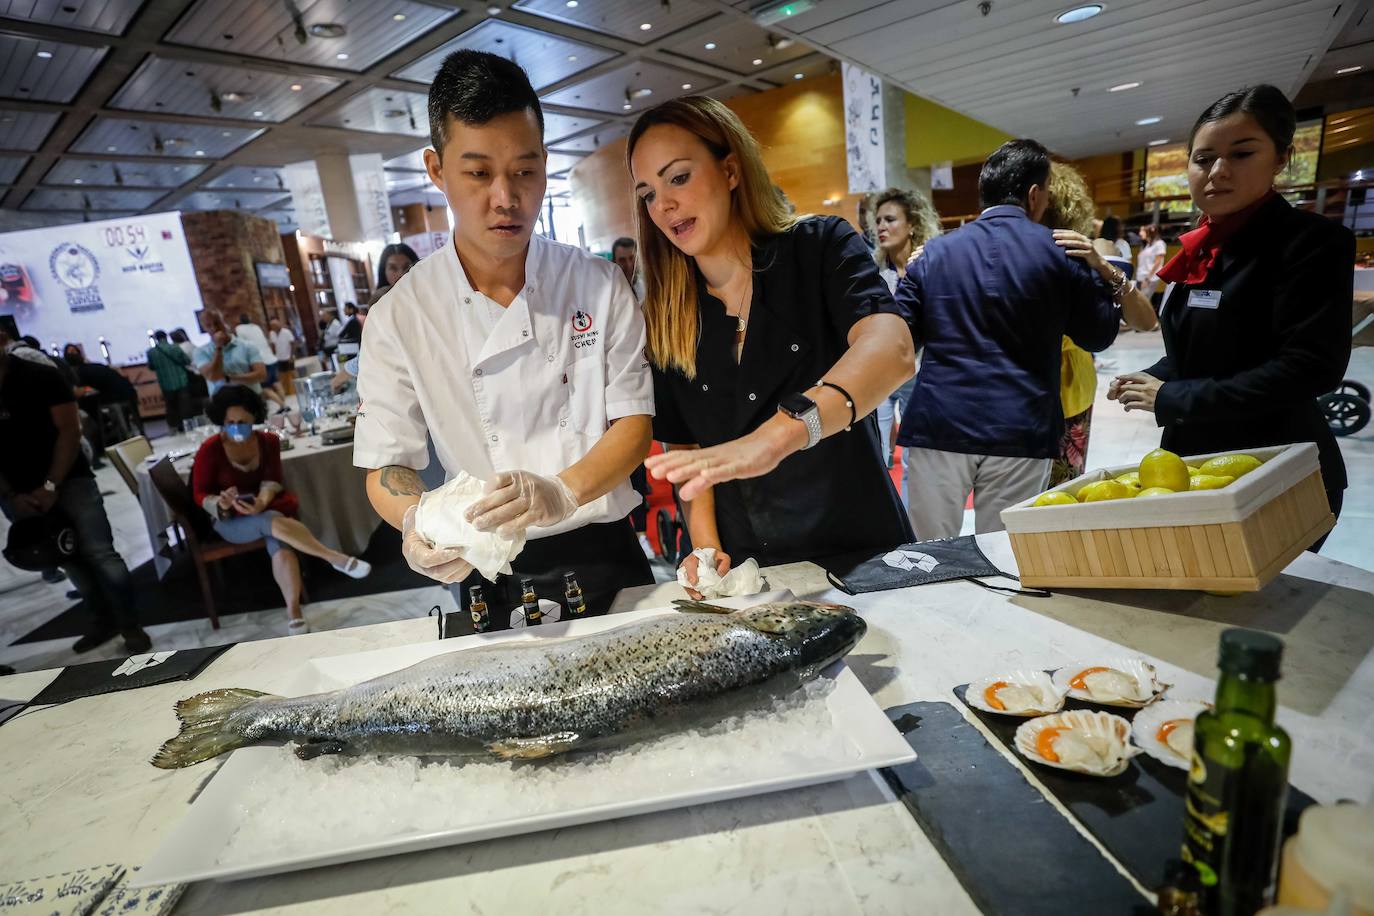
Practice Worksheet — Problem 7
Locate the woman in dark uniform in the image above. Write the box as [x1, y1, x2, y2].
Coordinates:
[1110, 85, 1353, 549]
[627, 97, 916, 591]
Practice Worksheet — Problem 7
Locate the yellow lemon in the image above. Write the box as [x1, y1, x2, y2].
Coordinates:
[1189, 474, 1235, 490]
[1079, 480, 1133, 502]
[1034, 491, 1079, 507]
[1137, 486, 1177, 498]
[1118, 479, 1143, 495]
[1199, 454, 1262, 479]
[1139, 448, 1191, 492]
[1186, 465, 1201, 475]
[1115, 471, 1141, 486]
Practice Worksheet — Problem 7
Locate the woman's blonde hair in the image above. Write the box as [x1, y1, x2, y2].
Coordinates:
[626, 96, 797, 378]
[870, 187, 941, 271]
[1042, 162, 1096, 236]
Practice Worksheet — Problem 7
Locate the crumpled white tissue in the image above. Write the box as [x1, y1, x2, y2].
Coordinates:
[414, 472, 526, 581]
[676, 547, 764, 598]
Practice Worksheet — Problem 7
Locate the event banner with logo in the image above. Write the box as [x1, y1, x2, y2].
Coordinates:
[842, 62, 885, 195]
[0, 210, 205, 365]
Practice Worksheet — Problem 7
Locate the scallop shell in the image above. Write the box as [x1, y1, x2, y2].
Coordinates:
[966, 671, 1067, 716]
[1014, 709, 1141, 777]
[1130, 699, 1209, 770]
[1052, 658, 1170, 708]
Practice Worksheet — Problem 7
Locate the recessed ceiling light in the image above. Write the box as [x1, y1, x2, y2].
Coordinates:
[1054, 4, 1104, 24]
[253, 176, 262, 182]
[221, 130, 231, 137]
[567, 55, 577, 62]
[487, 4, 501, 14]
[253, 110, 264, 117]
[793, 72, 803, 80]
[1148, 138, 1169, 146]
[1135, 116, 1161, 125]
[622, 103, 632, 110]
[682, 83, 692, 90]
[1337, 65, 1363, 74]
[392, 12, 406, 20]
[639, 22, 651, 30]
[106, 145, 117, 151]
[310, 22, 346, 38]
[704, 42, 716, 50]
[566, 0, 578, 6]
[35, 50, 53, 59]
[195, 150, 206, 156]
[74, 178, 82, 184]
[336, 52, 349, 60]
[1109, 81, 1140, 92]
[753, 58, 763, 65]
[290, 83, 303, 91]
[630, 87, 653, 99]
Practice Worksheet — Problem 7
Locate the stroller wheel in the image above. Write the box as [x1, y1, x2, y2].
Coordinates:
[1337, 380, 1371, 403]
[1320, 391, 1371, 437]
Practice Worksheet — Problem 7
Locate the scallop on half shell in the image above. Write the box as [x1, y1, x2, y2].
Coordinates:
[1014, 710, 1141, 777]
[966, 671, 1067, 716]
[1131, 699, 1209, 770]
[1052, 658, 1169, 708]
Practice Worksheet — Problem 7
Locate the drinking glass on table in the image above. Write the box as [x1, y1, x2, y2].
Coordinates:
[286, 411, 303, 436]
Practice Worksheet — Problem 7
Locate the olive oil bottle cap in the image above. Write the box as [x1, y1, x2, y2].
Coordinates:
[563, 571, 576, 582]
[1218, 628, 1283, 682]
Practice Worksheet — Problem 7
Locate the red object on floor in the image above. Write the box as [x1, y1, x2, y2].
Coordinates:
[643, 441, 678, 557]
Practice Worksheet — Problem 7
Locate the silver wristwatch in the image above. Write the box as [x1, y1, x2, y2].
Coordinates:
[778, 392, 823, 450]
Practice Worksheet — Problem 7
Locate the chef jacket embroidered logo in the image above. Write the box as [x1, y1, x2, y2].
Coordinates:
[572, 310, 593, 333]
[571, 309, 599, 350]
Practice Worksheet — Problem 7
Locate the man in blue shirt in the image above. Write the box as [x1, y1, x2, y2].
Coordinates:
[895, 139, 1120, 539]
[194, 311, 267, 395]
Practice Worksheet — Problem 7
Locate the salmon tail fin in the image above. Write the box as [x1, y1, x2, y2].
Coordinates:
[151, 688, 276, 769]
[672, 599, 733, 615]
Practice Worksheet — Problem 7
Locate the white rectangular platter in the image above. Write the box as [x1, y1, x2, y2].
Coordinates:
[135, 594, 914, 885]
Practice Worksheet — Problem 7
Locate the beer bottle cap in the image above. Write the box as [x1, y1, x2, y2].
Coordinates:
[520, 577, 533, 588]
[469, 585, 483, 599]
[1218, 628, 1283, 682]
[564, 571, 575, 581]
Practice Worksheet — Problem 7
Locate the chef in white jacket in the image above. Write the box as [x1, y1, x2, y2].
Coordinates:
[354, 50, 654, 629]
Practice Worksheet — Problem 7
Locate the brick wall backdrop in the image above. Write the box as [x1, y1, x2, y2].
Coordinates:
[180, 210, 288, 329]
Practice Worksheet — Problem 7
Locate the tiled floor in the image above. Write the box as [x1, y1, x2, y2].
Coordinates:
[2, 329, 1371, 674]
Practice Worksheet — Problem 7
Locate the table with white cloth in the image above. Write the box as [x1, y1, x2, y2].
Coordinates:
[134, 430, 381, 578]
[1, 531, 1371, 914]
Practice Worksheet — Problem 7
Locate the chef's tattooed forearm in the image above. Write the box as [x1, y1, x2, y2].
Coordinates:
[379, 466, 424, 497]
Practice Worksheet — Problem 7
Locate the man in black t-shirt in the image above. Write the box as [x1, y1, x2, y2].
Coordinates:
[0, 347, 149, 653]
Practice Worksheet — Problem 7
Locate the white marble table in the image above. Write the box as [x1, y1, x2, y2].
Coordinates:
[134, 429, 381, 578]
[2, 532, 1371, 914]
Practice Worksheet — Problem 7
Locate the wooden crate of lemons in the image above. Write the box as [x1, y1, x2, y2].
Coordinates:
[1000, 443, 1334, 591]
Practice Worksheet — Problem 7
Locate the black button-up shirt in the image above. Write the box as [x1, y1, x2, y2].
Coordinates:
[651, 216, 913, 566]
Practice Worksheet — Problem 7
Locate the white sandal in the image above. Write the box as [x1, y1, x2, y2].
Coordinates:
[332, 556, 372, 579]
[287, 617, 311, 635]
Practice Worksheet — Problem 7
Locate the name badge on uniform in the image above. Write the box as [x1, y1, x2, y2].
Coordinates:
[1186, 289, 1222, 310]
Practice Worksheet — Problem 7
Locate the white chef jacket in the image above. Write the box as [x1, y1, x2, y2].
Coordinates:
[353, 234, 654, 539]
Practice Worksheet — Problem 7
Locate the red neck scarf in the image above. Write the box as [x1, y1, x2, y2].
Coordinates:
[1157, 189, 1278, 286]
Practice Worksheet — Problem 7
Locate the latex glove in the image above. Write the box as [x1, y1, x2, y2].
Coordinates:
[401, 504, 474, 584]
[465, 470, 578, 538]
[678, 548, 732, 600]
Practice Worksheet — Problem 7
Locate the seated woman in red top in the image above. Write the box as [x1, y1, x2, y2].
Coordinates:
[192, 385, 370, 633]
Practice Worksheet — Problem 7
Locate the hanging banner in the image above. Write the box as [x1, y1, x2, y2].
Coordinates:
[283, 160, 331, 239]
[0, 211, 204, 365]
[349, 152, 395, 243]
[842, 63, 885, 194]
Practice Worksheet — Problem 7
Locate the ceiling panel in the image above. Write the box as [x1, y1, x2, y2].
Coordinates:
[204, 165, 287, 190]
[0, 107, 61, 151]
[542, 60, 721, 115]
[258, 208, 298, 231]
[385, 172, 430, 192]
[109, 55, 343, 122]
[544, 151, 583, 175]
[543, 111, 604, 144]
[70, 116, 265, 157]
[0, 33, 108, 103]
[171, 189, 291, 211]
[549, 121, 626, 152]
[512, 0, 716, 45]
[22, 187, 166, 210]
[384, 147, 429, 172]
[659, 18, 812, 76]
[163, 0, 460, 72]
[42, 158, 208, 187]
[0, 0, 147, 35]
[393, 19, 618, 90]
[0, 153, 25, 183]
[754, 52, 833, 87]
[308, 87, 428, 135]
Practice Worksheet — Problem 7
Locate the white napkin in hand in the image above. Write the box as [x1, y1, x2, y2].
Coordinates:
[677, 547, 764, 598]
[414, 472, 526, 581]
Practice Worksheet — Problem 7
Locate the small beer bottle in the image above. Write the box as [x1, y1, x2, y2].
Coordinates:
[1181, 628, 1291, 916]
[468, 585, 490, 633]
[520, 577, 542, 625]
[564, 571, 587, 617]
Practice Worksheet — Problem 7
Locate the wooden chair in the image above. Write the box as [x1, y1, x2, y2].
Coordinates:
[147, 457, 264, 629]
[105, 435, 152, 499]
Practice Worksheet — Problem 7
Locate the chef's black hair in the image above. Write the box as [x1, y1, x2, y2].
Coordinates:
[428, 50, 544, 158]
[979, 139, 1052, 210]
[208, 384, 267, 426]
[1188, 84, 1295, 154]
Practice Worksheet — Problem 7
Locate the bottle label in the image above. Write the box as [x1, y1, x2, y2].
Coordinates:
[470, 606, 489, 632]
[1182, 750, 1226, 886]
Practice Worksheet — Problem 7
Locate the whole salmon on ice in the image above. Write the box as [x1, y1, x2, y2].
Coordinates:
[151, 600, 866, 768]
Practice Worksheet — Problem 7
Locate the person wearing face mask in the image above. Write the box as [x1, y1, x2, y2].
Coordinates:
[192, 385, 371, 633]
[628, 97, 915, 592]
[355, 51, 654, 629]
[1109, 85, 1354, 550]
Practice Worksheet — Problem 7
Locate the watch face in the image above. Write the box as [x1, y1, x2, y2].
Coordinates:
[779, 392, 816, 418]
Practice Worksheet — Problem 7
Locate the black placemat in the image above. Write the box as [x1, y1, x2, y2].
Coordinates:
[951, 684, 1315, 893]
[882, 701, 1152, 915]
[28, 645, 233, 707]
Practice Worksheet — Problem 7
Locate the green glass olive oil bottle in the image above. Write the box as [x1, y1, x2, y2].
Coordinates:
[1181, 628, 1292, 916]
